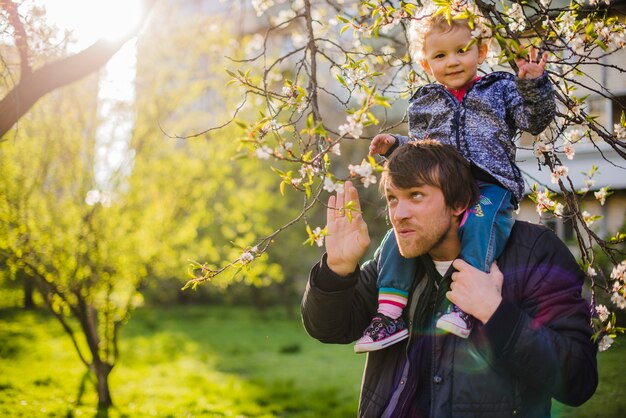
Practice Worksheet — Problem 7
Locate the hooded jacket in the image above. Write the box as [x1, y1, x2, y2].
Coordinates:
[390, 72, 555, 204]
[301, 221, 598, 418]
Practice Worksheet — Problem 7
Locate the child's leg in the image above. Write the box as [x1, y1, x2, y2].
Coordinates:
[436, 182, 514, 338]
[458, 182, 514, 272]
[354, 229, 415, 353]
[376, 229, 416, 318]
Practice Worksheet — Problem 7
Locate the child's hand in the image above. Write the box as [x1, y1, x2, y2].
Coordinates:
[369, 134, 396, 156]
[515, 46, 548, 79]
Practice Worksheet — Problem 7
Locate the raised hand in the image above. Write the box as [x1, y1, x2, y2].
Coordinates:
[515, 46, 548, 80]
[447, 260, 504, 324]
[325, 181, 371, 276]
[369, 134, 396, 156]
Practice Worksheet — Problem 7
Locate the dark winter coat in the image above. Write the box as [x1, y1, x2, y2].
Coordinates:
[301, 221, 598, 418]
[391, 72, 555, 204]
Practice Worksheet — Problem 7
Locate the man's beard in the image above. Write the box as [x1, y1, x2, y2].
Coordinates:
[394, 215, 452, 259]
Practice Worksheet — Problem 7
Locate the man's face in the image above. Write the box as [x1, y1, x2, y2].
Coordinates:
[385, 180, 462, 261]
[419, 24, 488, 91]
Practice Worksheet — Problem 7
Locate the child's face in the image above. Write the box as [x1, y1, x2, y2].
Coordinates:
[420, 24, 488, 90]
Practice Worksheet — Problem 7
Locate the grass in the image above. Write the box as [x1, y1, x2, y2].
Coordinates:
[0, 302, 624, 417]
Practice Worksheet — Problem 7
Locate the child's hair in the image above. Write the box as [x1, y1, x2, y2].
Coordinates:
[407, 4, 491, 62]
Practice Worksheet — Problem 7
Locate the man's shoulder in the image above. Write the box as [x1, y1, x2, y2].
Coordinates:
[508, 220, 557, 247]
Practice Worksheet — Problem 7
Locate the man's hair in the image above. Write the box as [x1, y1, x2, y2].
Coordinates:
[380, 140, 479, 211]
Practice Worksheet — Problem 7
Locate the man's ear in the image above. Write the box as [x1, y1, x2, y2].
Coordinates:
[452, 206, 467, 218]
[420, 59, 432, 75]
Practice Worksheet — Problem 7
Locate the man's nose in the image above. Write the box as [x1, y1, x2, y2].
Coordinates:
[392, 200, 411, 221]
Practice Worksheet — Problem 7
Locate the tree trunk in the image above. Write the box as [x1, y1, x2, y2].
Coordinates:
[92, 361, 114, 409]
[23, 274, 35, 309]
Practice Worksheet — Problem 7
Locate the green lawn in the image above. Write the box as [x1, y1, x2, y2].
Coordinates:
[0, 303, 623, 417]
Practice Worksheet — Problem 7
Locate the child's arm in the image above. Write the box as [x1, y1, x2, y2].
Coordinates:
[515, 46, 548, 80]
[369, 134, 396, 156]
[508, 47, 555, 135]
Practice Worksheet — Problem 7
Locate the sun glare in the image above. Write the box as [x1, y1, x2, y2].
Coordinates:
[43, 0, 144, 48]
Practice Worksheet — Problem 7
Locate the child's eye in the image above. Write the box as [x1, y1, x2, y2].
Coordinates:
[458, 48, 467, 54]
[386, 196, 397, 203]
[411, 192, 423, 200]
[434, 53, 444, 59]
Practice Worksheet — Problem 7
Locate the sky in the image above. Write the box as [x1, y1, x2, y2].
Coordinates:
[41, 0, 145, 194]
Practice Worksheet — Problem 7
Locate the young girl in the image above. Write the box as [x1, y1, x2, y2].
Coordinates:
[355, 7, 554, 353]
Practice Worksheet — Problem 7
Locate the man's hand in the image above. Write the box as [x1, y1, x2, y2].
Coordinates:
[447, 260, 504, 324]
[325, 181, 371, 276]
[369, 134, 396, 156]
[515, 46, 548, 79]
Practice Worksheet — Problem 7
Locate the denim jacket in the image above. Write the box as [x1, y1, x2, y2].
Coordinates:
[391, 71, 555, 204]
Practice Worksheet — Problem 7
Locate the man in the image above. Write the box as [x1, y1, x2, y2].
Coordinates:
[301, 141, 598, 417]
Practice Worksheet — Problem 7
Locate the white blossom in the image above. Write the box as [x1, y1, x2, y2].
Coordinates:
[596, 304, 610, 322]
[611, 260, 626, 282]
[611, 292, 626, 309]
[312, 226, 324, 247]
[338, 114, 364, 139]
[507, 3, 526, 32]
[323, 177, 345, 194]
[348, 161, 377, 188]
[587, 266, 597, 277]
[582, 210, 595, 227]
[550, 165, 568, 184]
[594, 187, 609, 206]
[255, 145, 273, 160]
[614, 123, 626, 140]
[554, 202, 565, 216]
[329, 143, 341, 156]
[240, 250, 255, 264]
[598, 335, 614, 352]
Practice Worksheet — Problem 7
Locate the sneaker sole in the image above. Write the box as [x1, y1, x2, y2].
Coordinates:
[354, 329, 409, 353]
[436, 318, 471, 339]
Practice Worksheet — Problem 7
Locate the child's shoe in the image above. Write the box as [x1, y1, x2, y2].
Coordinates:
[354, 314, 409, 353]
[436, 305, 472, 338]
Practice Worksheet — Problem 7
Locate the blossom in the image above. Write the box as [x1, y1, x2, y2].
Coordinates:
[348, 160, 377, 188]
[587, 266, 597, 277]
[598, 335, 614, 352]
[614, 123, 626, 140]
[594, 187, 610, 206]
[582, 210, 595, 227]
[255, 145, 273, 160]
[611, 292, 626, 309]
[338, 114, 364, 139]
[507, 3, 526, 32]
[563, 144, 575, 160]
[550, 165, 568, 184]
[554, 202, 565, 216]
[239, 251, 255, 264]
[323, 177, 345, 194]
[611, 260, 626, 282]
[312, 226, 324, 247]
[596, 304, 610, 322]
[329, 143, 341, 156]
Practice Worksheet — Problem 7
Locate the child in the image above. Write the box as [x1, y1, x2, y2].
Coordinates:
[354, 7, 554, 353]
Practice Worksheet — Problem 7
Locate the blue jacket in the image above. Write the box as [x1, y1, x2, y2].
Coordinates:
[392, 71, 555, 204]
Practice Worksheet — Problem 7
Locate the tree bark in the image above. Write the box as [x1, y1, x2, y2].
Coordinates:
[93, 361, 114, 409]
